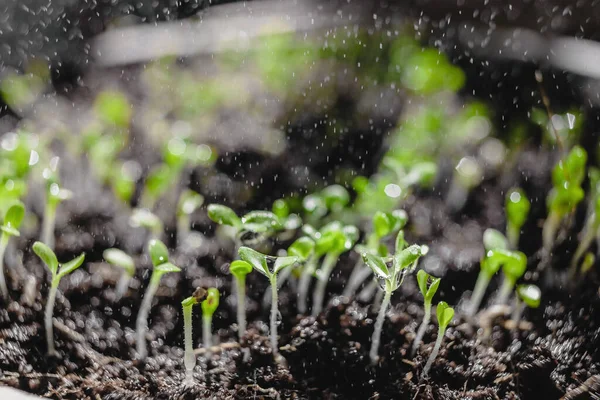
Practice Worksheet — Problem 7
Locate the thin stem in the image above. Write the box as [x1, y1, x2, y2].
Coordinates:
[312, 252, 339, 317]
[569, 217, 599, 277]
[369, 290, 391, 364]
[495, 277, 514, 306]
[0, 235, 9, 300]
[343, 258, 372, 298]
[41, 205, 57, 250]
[45, 280, 59, 356]
[136, 278, 159, 360]
[202, 315, 212, 355]
[236, 276, 246, 341]
[177, 214, 190, 245]
[262, 266, 292, 307]
[372, 287, 384, 313]
[410, 302, 431, 357]
[465, 273, 491, 317]
[297, 256, 316, 314]
[358, 279, 378, 302]
[183, 304, 195, 382]
[542, 210, 562, 253]
[114, 273, 131, 301]
[270, 275, 279, 355]
[506, 222, 520, 250]
[422, 325, 445, 377]
[511, 300, 525, 333]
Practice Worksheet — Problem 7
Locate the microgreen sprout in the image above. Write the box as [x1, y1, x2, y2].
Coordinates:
[482, 228, 509, 253]
[177, 190, 204, 243]
[0, 201, 25, 300]
[136, 239, 181, 360]
[103, 248, 136, 301]
[41, 157, 72, 250]
[130, 208, 163, 240]
[230, 260, 253, 340]
[182, 287, 207, 382]
[140, 163, 174, 210]
[207, 204, 284, 246]
[239, 246, 298, 355]
[302, 184, 350, 225]
[570, 175, 600, 277]
[494, 249, 527, 305]
[447, 156, 483, 212]
[505, 188, 530, 249]
[410, 270, 441, 357]
[33, 241, 85, 356]
[422, 301, 455, 377]
[511, 284, 541, 331]
[201, 288, 220, 354]
[362, 237, 427, 364]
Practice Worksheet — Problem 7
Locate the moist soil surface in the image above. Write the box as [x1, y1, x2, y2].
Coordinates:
[1, 139, 599, 400]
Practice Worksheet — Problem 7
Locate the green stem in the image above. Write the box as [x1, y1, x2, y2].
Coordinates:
[45, 278, 59, 356]
[312, 252, 339, 317]
[569, 216, 599, 277]
[495, 276, 514, 305]
[297, 255, 316, 314]
[202, 314, 212, 354]
[177, 214, 190, 245]
[183, 304, 195, 381]
[422, 325, 445, 377]
[369, 290, 391, 364]
[114, 273, 131, 301]
[542, 210, 562, 253]
[136, 277, 159, 360]
[506, 222, 521, 250]
[236, 276, 246, 341]
[465, 273, 491, 317]
[0, 234, 9, 300]
[41, 205, 57, 250]
[270, 275, 279, 355]
[410, 301, 431, 357]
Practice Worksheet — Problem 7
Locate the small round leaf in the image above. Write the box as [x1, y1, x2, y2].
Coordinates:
[33, 241, 58, 276]
[148, 239, 170, 267]
[103, 248, 135, 276]
[207, 204, 242, 228]
[436, 301, 454, 329]
[230, 260, 253, 279]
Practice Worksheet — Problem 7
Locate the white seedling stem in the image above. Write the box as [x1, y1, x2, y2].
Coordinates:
[236, 277, 247, 340]
[297, 256, 316, 314]
[183, 304, 195, 382]
[202, 315, 212, 355]
[45, 281, 59, 356]
[311, 252, 339, 317]
[136, 278, 159, 360]
[422, 325, 445, 377]
[114, 273, 131, 301]
[465, 273, 491, 317]
[369, 290, 391, 364]
[495, 277, 513, 306]
[343, 259, 373, 298]
[269, 274, 279, 354]
[41, 205, 57, 250]
[410, 302, 431, 357]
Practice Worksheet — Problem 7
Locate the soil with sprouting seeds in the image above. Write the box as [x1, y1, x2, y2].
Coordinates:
[1, 134, 600, 400]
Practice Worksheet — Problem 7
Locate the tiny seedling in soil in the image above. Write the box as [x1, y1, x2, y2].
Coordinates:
[422, 301, 455, 377]
[238, 246, 298, 356]
[0, 201, 25, 300]
[201, 288, 220, 354]
[103, 248, 136, 301]
[410, 269, 441, 357]
[230, 260, 253, 340]
[181, 287, 207, 382]
[511, 284, 541, 331]
[136, 239, 181, 360]
[505, 187, 530, 249]
[130, 208, 164, 240]
[32, 241, 85, 356]
[362, 234, 427, 364]
[494, 249, 527, 305]
[207, 204, 284, 246]
[41, 157, 72, 250]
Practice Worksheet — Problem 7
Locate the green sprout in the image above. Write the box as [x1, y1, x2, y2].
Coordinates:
[181, 288, 207, 382]
[422, 301, 455, 377]
[238, 246, 298, 355]
[302, 184, 350, 225]
[140, 163, 174, 210]
[311, 223, 358, 316]
[0, 201, 25, 300]
[177, 190, 204, 243]
[362, 237, 427, 364]
[483, 228, 509, 253]
[130, 208, 164, 240]
[41, 157, 72, 250]
[103, 248, 135, 301]
[112, 160, 141, 205]
[201, 288, 220, 354]
[410, 270, 441, 357]
[136, 239, 181, 360]
[495, 249, 528, 305]
[570, 171, 600, 277]
[33, 241, 85, 356]
[207, 204, 285, 246]
[230, 260, 253, 340]
[543, 146, 587, 254]
[343, 209, 408, 298]
[511, 284, 541, 331]
[447, 156, 483, 212]
[94, 90, 132, 129]
[505, 188, 530, 249]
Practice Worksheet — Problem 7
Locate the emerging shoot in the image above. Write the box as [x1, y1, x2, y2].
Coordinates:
[422, 301, 454, 377]
[505, 188, 530, 249]
[136, 239, 181, 360]
[0, 201, 25, 300]
[181, 287, 207, 382]
[230, 260, 253, 340]
[33, 241, 85, 356]
[495, 249, 527, 305]
[201, 288, 220, 355]
[511, 284, 541, 331]
[41, 157, 72, 250]
[103, 248, 136, 301]
[410, 270, 441, 357]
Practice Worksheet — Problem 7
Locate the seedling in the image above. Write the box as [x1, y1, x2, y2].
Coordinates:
[130, 208, 163, 240]
[422, 301, 454, 377]
[0, 201, 25, 299]
[41, 157, 72, 250]
[301, 184, 350, 225]
[362, 237, 427, 364]
[207, 204, 284, 246]
[238, 246, 298, 355]
[136, 239, 181, 360]
[181, 287, 207, 382]
[410, 270, 441, 357]
[177, 190, 204, 242]
[33, 241, 85, 356]
[495, 249, 527, 305]
[311, 223, 358, 316]
[511, 284, 541, 331]
[483, 228, 509, 252]
[140, 163, 174, 210]
[103, 248, 136, 301]
[447, 156, 483, 212]
[201, 288, 220, 354]
[505, 188, 530, 249]
[230, 260, 253, 340]
[570, 176, 600, 277]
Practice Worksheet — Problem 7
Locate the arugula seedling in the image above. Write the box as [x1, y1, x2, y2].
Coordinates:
[494, 249, 528, 305]
[181, 287, 207, 382]
[505, 188, 530, 249]
[511, 284, 541, 332]
[201, 288, 220, 355]
[422, 301, 454, 377]
[136, 239, 181, 360]
[230, 260, 253, 340]
[207, 204, 284, 246]
[0, 201, 25, 299]
[130, 208, 164, 240]
[238, 246, 298, 355]
[410, 270, 441, 357]
[33, 241, 85, 356]
[103, 248, 136, 301]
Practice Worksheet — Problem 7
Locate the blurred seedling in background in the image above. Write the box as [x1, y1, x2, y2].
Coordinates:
[33, 241, 85, 356]
[176, 189, 204, 244]
[302, 184, 350, 226]
[410, 270, 441, 357]
[111, 160, 142, 205]
[362, 236, 427, 364]
[422, 301, 455, 377]
[103, 248, 136, 301]
[493, 249, 528, 306]
[511, 284, 541, 332]
[130, 208, 164, 241]
[201, 288, 220, 356]
[136, 239, 181, 360]
[238, 246, 297, 356]
[0, 201, 25, 300]
[446, 156, 484, 213]
[41, 157, 72, 250]
[505, 188, 530, 249]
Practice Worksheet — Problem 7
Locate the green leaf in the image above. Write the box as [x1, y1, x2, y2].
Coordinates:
[390, 209, 408, 232]
[403, 162, 437, 187]
[315, 230, 346, 255]
[417, 270, 441, 301]
[372, 211, 392, 238]
[229, 260, 253, 279]
[238, 246, 270, 277]
[516, 284, 541, 308]
[154, 262, 181, 274]
[505, 188, 530, 229]
[273, 256, 298, 274]
[57, 253, 86, 279]
[130, 208, 163, 231]
[103, 248, 135, 276]
[2, 201, 25, 234]
[484, 249, 527, 281]
[394, 230, 407, 253]
[272, 199, 290, 219]
[182, 296, 198, 308]
[178, 190, 204, 216]
[321, 184, 350, 211]
[241, 211, 282, 232]
[416, 270, 428, 297]
[343, 225, 359, 249]
[207, 204, 242, 228]
[482, 228, 509, 251]
[436, 301, 454, 329]
[288, 237, 315, 260]
[362, 253, 390, 279]
[394, 244, 423, 270]
[201, 288, 220, 316]
[302, 194, 327, 217]
[148, 239, 170, 267]
[33, 241, 58, 276]
[501, 251, 527, 281]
